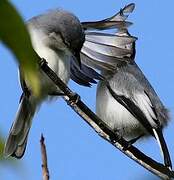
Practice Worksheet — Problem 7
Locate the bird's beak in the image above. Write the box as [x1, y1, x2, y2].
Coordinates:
[72, 51, 81, 68]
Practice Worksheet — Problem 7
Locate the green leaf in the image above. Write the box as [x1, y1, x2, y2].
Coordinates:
[0, 137, 4, 161]
[0, 0, 40, 96]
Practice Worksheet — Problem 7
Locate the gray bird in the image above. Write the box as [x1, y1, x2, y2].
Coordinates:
[79, 3, 172, 169]
[4, 9, 100, 158]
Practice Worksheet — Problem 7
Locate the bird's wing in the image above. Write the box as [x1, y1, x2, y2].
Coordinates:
[107, 82, 158, 135]
[80, 33, 136, 73]
[104, 3, 135, 22]
[81, 32, 136, 72]
[82, 21, 132, 31]
[81, 3, 135, 30]
[126, 63, 169, 126]
[107, 65, 161, 130]
[80, 3, 136, 74]
[70, 60, 103, 87]
[71, 3, 136, 85]
[85, 32, 137, 47]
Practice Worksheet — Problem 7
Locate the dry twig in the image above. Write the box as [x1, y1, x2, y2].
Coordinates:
[40, 134, 50, 180]
[39, 59, 174, 179]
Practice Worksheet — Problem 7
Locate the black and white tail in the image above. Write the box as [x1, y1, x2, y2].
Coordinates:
[153, 128, 172, 170]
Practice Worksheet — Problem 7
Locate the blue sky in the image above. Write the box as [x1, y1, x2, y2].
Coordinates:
[1, 1, 174, 180]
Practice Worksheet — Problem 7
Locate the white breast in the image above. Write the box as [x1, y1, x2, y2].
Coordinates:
[96, 82, 147, 140]
[27, 26, 70, 95]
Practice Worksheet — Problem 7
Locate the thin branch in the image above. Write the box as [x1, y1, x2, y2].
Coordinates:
[40, 59, 174, 179]
[40, 134, 50, 180]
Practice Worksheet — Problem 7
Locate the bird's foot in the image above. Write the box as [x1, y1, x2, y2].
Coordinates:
[39, 58, 48, 66]
[68, 93, 80, 106]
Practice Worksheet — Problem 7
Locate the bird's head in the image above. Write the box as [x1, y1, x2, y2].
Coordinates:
[28, 9, 85, 67]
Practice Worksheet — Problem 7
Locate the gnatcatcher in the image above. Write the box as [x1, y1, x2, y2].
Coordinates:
[4, 9, 97, 158]
[79, 3, 172, 169]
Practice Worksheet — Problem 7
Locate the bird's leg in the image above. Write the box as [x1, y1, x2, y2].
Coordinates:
[122, 135, 143, 151]
[109, 129, 124, 144]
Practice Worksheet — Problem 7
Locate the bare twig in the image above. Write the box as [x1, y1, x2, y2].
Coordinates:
[40, 59, 174, 179]
[40, 134, 50, 180]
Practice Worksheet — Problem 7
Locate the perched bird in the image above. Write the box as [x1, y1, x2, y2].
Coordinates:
[79, 3, 172, 169]
[4, 9, 101, 158]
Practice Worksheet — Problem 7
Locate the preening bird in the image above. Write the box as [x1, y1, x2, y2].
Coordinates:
[79, 3, 172, 169]
[4, 9, 101, 158]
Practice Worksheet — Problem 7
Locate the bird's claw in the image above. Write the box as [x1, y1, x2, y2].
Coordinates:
[68, 93, 80, 105]
[39, 58, 48, 66]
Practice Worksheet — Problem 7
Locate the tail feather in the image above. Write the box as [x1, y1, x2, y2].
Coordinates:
[12, 132, 28, 159]
[4, 94, 37, 158]
[153, 128, 172, 169]
[11, 95, 31, 135]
